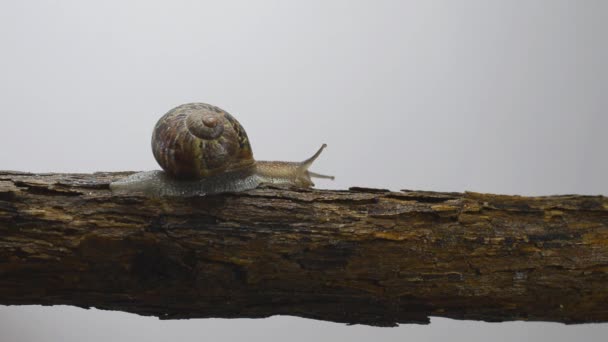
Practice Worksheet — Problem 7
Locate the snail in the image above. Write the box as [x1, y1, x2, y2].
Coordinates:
[110, 102, 333, 196]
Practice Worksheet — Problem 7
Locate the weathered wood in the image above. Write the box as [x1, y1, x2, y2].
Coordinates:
[0, 170, 606, 326]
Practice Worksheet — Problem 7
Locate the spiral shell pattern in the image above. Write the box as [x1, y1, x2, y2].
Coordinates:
[152, 103, 254, 179]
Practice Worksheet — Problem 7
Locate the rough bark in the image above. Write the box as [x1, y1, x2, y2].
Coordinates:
[0, 170, 606, 326]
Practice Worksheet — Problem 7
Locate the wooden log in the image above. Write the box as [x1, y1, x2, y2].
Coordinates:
[0, 170, 606, 326]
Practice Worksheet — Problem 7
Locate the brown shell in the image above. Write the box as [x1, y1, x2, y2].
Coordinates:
[151, 103, 255, 179]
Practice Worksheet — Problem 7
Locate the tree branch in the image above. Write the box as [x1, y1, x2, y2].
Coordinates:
[0, 171, 607, 326]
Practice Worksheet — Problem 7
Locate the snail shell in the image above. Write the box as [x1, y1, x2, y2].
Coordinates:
[152, 103, 254, 179]
[110, 102, 333, 196]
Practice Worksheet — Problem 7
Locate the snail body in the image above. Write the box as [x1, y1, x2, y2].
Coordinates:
[110, 103, 333, 196]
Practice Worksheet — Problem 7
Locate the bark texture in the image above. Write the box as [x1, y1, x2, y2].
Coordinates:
[0, 170, 607, 326]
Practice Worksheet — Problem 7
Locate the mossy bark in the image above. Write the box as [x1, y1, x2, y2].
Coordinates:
[0, 171, 607, 326]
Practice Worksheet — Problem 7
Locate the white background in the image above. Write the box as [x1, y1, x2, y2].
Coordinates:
[0, 1, 606, 341]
